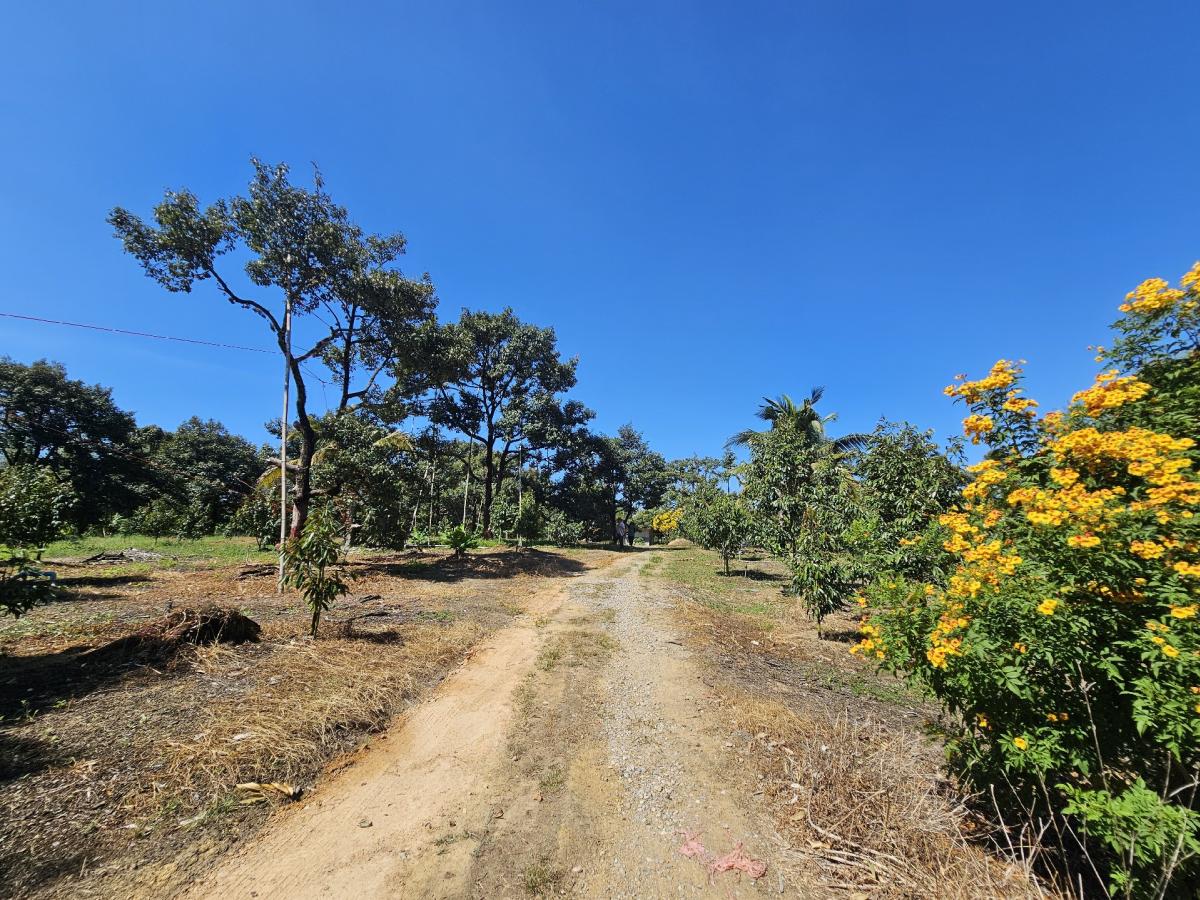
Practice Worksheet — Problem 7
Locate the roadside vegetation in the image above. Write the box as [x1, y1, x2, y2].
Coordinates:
[2, 156, 1197, 897]
[666, 262, 1200, 898]
[648, 545, 1038, 897]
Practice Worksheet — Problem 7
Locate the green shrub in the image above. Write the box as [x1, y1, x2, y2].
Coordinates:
[514, 500, 543, 545]
[224, 491, 280, 551]
[683, 487, 752, 575]
[545, 509, 584, 548]
[0, 466, 74, 617]
[858, 263, 1200, 896]
[443, 524, 480, 558]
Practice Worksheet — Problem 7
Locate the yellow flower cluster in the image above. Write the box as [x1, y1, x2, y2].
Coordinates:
[962, 459, 1007, 502]
[1130, 540, 1165, 560]
[1002, 392, 1039, 416]
[850, 621, 886, 660]
[960, 540, 1023, 576]
[962, 414, 995, 445]
[927, 599, 968, 669]
[1006, 480, 1124, 528]
[1119, 278, 1186, 315]
[1049, 427, 1200, 511]
[1181, 261, 1200, 290]
[944, 360, 1019, 403]
[1070, 371, 1152, 416]
[651, 508, 683, 534]
[1175, 561, 1200, 579]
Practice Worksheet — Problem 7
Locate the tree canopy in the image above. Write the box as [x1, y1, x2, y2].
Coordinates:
[109, 159, 436, 536]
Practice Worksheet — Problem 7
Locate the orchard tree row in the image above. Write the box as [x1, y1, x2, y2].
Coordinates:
[670, 264, 1200, 897]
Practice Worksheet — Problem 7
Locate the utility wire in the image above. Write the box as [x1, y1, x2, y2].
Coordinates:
[0, 312, 274, 354]
[4, 311, 340, 389]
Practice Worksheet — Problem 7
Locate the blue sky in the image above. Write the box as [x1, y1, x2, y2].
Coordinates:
[2, 1, 1198, 461]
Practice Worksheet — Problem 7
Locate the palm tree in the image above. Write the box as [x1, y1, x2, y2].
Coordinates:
[727, 388, 867, 452]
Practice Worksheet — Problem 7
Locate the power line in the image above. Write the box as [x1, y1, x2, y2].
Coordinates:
[0, 312, 274, 354]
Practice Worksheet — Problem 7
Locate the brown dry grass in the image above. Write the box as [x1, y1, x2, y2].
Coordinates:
[729, 690, 1042, 898]
[161, 622, 479, 805]
[0, 544, 612, 899]
[656, 547, 1051, 899]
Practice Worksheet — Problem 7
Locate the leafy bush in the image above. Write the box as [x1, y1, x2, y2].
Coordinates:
[514, 500, 543, 545]
[0, 465, 74, 549]
[443, 524, 480, 558]
[854, 421, 966, 582]
[0, 466, 74, 617]
[857, 263, 1200, 896]
[545, 508, 584, 548]
[281, 503, 348, 637]
[224, 490, 280, 551]
[131, 497, 187, 542]
[683, 488, 753, 575]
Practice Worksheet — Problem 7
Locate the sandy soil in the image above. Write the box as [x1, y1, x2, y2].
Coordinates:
[180, 552, 790, 899]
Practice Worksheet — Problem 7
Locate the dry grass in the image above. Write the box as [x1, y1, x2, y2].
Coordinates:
[0, 543, 612, 898]
[652, 546, 1051, 899]
[730, 691, 1042, 898]
[161, 622, 479, 803]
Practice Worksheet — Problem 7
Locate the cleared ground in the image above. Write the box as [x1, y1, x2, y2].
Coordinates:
[1, 539, 1043, 898]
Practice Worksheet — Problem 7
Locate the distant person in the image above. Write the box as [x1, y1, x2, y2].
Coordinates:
[628, 522, 637, 546]
[615, 519, 626, 546]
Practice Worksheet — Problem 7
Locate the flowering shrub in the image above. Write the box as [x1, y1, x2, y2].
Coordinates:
[857, 264, 1200, 896]
[651, 507, 683, 539]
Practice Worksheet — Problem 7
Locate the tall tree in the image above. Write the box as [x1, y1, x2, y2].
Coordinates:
[0, 358, 144, 528]
[109, 159, 435, 536]
[411, 308, 591, 536]
[151, 417, 264, 535]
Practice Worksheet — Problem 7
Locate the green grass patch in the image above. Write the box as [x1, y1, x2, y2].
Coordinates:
[818, 666, 926, 705]
[43, 534, 275, 567]
[646, 547, 790, 620]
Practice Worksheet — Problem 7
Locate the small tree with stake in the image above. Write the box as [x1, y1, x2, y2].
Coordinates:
[281, 503, 348, 638]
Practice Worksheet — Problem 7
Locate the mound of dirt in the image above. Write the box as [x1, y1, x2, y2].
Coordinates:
[85, 605, 261, 665]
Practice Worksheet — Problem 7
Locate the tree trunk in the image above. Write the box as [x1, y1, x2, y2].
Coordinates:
[337, 306, 356, 411]
[310, 606, 321, 638]
[481, 445, 496, 537]
[287, 353, 317, 539]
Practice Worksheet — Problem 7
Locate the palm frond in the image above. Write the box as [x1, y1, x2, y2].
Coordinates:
[830, 433, 870, 453]
[373, 431, 414, 452]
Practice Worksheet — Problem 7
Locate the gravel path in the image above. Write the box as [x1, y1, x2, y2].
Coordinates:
[571, 552, 780, 898]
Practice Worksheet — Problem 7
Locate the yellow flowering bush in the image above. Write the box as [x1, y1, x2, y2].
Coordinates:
[858, 263, 1200, 896]
[651, 507, 683, 537]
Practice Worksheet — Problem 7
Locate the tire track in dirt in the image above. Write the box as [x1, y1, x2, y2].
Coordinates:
[182, 577, 571, 899]
[184, 551, 793, 898]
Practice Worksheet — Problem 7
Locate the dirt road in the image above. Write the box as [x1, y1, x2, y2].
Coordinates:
[186, 552, 791, 898]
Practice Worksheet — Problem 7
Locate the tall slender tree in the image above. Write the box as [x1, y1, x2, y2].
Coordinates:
[109, 159, 435, 536]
